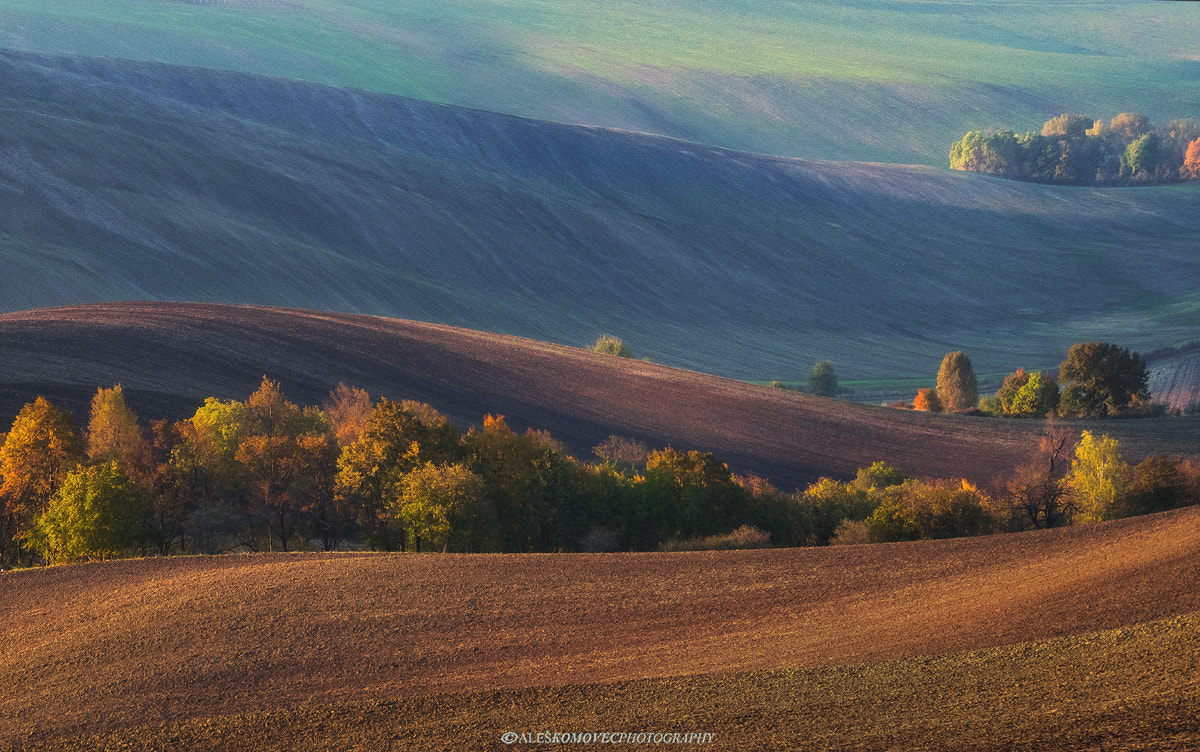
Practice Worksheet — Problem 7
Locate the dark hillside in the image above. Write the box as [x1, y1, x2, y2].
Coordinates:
[3, 51, 1200, 382]
[1, 303, 1196, 490]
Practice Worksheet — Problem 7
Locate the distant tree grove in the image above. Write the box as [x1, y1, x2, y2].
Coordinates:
[1, 382, 1196, 567]
[909, 342, 1151, 419]
[950, 113, 1200, 185]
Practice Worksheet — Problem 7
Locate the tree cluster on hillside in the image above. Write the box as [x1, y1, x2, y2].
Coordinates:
[950, 113, 1200, 185]
[1, 383, 1196, 568]
[908, 343, 1150, 419]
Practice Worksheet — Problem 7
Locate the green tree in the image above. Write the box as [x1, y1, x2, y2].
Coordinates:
[1121, 133, 1159, 180]
[1008, 371, 1059, 418]
[991, 368, 1032, 416]
[1058, 342, 1149, 416]
[949, 131, 1020, 175]
[936, 351, 978, 412]
[644, 448, 745, 542]
[463, 415, 576, 552]
[809, 360, 839, 397]
[853, 461, 908, 492]
[593, 334, 632, 358]
[393, 461, 485, 552]
[32, 461, 148, 563]
[1067, 431, 1130, 524]
[0, 397, 85, 566]
[799, 477, 876, 546]
[171, 398, 248, 553]
[865, 479, 991, 542]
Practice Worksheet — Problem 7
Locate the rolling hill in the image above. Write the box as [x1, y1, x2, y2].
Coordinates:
[3, 50, 1200, 383]
[1, 302, 1197, 491]
[5, 505, 1199, 749]
[2, 0, 1197, 165]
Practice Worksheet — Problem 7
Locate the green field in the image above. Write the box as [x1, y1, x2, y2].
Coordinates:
[4, 49, 1200, 382]
[3, 0, 1198, 163]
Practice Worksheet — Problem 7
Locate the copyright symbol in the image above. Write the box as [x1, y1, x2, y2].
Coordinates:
[502, 732, 518, 744]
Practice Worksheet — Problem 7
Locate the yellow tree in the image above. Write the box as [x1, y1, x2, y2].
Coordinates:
[336, 398, 438, 550]
[87, 385, 149, 473]
[936, 351, 978, 412]
[1067, 431, 1131, 524]
[0, 397, 84, 565]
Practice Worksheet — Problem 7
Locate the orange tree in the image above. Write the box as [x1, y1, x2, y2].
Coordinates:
[0, 397, 84, 566]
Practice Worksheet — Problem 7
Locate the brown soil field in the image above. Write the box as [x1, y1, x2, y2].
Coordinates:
[4, 505, 1200, 750]
[1, 302, 1198, 490]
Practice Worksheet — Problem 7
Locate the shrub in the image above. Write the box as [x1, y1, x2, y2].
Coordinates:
[829, 519, 871, 546]
[914, 388, 942, 412]
[865, 479, 993, 542]
[659, 524, 772, 551]
[593, 334, 632, 357]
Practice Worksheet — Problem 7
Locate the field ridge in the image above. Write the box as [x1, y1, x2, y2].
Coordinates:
[4, 505, 1199, 749]
[3, 302, 1200, 490]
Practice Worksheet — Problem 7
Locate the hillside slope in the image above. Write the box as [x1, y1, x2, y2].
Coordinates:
[3, 51, 1200, 381]
[2, 0, 1198, 164]
[4, 506, 1199, 748]
[1, 303, 1197, 490]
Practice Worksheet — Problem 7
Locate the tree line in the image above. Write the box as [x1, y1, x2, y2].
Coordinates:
[950, 113, 1200, 185]
[899, 342, 1151, 419]
[1, 378, 1195, 568]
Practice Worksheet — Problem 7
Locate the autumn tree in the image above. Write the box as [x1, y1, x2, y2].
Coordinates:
[323, 383, 373, 448]
[936, 351, 978, 412]
[1058, 342, 1149, 417]
[809, 360, 839, 397]
[87, 385, 150, 478]
[237, 377, 337, 552]
[1182, 138, 1200, 180]
[0, 397, 85, 566]
[336, 398, 446, 550]
[913, 388, 942, 413]
[1109, 112, 1151, 143]
[1067, 431, 1131, 524]
[1042, 113, 1093, 140]
[593, 435, 649, 474]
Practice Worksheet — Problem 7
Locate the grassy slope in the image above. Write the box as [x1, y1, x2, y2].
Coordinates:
[1, 302, 1197, 491]
[1, 0, 1197, 164]
[4, 505, 1200, 750]
[3, 51, 1200, 383]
